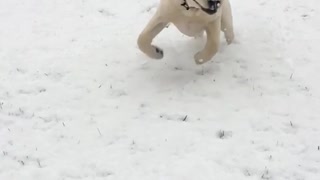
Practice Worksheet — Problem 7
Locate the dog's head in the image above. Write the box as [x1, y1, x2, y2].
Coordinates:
[182, 0, 221, 15]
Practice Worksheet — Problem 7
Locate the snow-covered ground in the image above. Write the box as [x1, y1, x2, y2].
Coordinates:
[1, 0, 320, 179]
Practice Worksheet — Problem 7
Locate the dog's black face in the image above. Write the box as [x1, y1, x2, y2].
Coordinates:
[181, 0, 221, 15]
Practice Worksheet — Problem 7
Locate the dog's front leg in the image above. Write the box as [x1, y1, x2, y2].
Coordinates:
[194, 19, 221, 65]
[137, 12, 168, 59]
[221, 0, 234, 44]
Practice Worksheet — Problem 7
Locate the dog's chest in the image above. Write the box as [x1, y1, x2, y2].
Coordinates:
[169, 8, 212, 37]
[173, 21, 205, 36]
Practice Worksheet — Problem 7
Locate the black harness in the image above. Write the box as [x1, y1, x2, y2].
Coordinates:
[181, 0, 221, 15]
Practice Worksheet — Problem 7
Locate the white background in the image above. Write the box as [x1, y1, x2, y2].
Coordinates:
[1, 0, 320, 179]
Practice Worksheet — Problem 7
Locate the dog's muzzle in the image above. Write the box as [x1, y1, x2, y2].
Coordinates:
[181, 0, 221, 15]
[206, 0, 221, 14]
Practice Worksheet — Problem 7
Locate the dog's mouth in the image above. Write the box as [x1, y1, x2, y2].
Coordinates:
[181, 0, 221, 15]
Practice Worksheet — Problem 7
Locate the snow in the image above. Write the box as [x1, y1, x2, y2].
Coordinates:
[1, 0, 320, 179]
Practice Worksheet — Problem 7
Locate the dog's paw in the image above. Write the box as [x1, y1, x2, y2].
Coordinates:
[152, 46, 164, 59]
[225, 32, 234, 45]
[194, 52, 211, 65]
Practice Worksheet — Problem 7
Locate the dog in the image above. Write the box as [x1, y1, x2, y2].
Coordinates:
[137, 0, 234, 65]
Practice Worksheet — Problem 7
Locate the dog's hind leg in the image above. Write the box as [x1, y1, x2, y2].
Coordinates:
[221, 0, 234, 44]
[137, 12, 168, 59]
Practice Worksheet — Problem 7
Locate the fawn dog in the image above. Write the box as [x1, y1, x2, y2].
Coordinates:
[137, 0, 234, 64]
